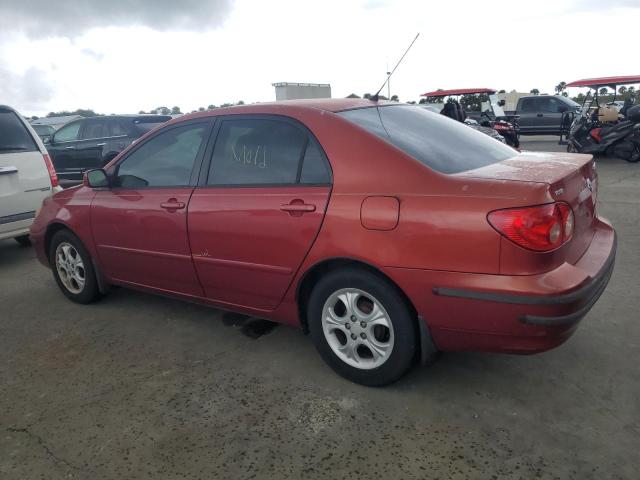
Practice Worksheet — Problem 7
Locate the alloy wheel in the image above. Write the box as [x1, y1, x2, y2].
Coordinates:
[55, 242, 86, 294]
[321, 288, 394, 370]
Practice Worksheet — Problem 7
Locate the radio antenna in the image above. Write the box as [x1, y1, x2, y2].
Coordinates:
[372, 33, 420, 101]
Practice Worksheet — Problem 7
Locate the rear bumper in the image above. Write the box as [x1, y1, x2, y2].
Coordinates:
[385, 218, 616, 354]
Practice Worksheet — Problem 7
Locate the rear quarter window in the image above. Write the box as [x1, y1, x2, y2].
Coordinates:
[338, 105, 515, 174]
[0, 108, 38, 153]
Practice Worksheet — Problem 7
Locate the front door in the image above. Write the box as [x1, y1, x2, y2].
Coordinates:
[76, 118, 109, 171]
[188, 117, 332, 310]
[91, 120, 212, 297]
[48, 120, 83, 181]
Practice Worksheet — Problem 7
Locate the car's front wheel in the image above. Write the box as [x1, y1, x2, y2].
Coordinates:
[308, 268, 419, 386]
[49, 230, 101, 304]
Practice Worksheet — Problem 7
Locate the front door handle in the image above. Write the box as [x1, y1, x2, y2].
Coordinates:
[96, 143, 106, 147]
[280, 200, 316, 216]
[65, 146, 76, 149]
[160, 199, 186, 211]
[537, 113, 544, 117]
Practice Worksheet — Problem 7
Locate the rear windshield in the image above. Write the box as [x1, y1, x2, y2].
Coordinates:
[338, 105, 515, 174]
[0, 108, 38, 153]
[132, 116, 172, 133]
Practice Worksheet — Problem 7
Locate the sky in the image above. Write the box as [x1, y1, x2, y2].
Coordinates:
[1, 0, 639, 117]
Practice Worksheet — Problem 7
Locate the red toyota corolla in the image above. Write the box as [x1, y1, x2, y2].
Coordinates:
[30, 99, 616, 386]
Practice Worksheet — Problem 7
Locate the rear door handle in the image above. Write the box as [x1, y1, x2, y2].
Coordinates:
[0, 166, 18, 175]
[65, 146, 76, 150]
[96, 143, 106, 147]
[280, 201, 316, 214]
[537, 113, 544, 117]
[160, 200, 186, 210]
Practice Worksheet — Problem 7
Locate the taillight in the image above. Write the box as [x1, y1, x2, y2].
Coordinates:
[42, 153, 59, 188]
[487, 202, 574, 252]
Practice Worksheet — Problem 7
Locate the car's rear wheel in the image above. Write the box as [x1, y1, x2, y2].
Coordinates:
[14, 235, 31, 247]
[49, 230, 101, 304]
[308, 268, 417, 386]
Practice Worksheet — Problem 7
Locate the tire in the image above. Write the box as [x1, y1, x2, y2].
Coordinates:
[49, 229, 101, 304]
[307, 268, 419, 386]
[14, 235, 31, 247]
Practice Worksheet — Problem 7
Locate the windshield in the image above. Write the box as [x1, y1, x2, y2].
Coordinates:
[338, 105, 515, 174]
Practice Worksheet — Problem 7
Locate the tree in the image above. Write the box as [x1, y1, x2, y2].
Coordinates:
[555, 82, 567, 95]
[46, 109, 97, 118]
[363, 93, 372, 99]
[498, 89, 506, 94]
[406, 100, 416, 104]
[530, 88, 540, 95]
[599, 87, 608, 96]
[207, 104, 217, 110]
[138, 110, 146, 114]
[619, 86, 627, 95]
[171, 106, 181, 114]
[390, 95, 399, 102]
[237, 100, 245, 105]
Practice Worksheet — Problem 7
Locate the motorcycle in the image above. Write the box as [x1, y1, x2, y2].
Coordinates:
[565, 75, 640, 162]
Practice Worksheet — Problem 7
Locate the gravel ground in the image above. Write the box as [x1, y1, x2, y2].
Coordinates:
[1, 137, 638, 479]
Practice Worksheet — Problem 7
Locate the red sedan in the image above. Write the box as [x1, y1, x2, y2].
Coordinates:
[30, 99, 616, 386]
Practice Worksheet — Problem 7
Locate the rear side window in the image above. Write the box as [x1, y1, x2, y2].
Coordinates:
[132, 116, 172, 133]
[115, 123, 208, 188]
[208, 119, 307, 185]
[0, 108, 38, 153]
[339, 105, 515, 174]
[81, 119, 107, 139]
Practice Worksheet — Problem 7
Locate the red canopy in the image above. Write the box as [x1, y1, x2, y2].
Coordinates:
[421, 88, 496, 97]
[566, 75, 640, 88]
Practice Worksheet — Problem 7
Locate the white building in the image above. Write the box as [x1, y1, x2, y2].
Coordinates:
[272, 82, 331, 101]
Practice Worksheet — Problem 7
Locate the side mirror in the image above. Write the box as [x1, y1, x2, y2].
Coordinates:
[84, 168, 110, 188]
[43, 136, 52, 145]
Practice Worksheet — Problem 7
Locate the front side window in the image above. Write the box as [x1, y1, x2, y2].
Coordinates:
[0, 108, 37, 152]
[54, 121, 82, 143]
[106, 118, 128, 137]
[208, 119, 308, 185]
[339, 105, 515, 174]
[115, 123, 207, 188]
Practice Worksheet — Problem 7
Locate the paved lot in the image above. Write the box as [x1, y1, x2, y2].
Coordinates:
[1, 137, 639, 479]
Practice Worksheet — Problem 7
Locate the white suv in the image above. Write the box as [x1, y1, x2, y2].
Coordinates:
[1, 105, 61, 245]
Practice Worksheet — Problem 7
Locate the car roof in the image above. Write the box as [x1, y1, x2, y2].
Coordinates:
[175, 98, 389, 123]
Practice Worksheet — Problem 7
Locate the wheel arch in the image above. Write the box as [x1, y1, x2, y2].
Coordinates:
[44, 221, 74, 261]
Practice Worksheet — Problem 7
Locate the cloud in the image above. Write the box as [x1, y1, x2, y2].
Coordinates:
[0, 0, 234, 38]
[574, 0, 640, 11]
[0, 66, 53, 111]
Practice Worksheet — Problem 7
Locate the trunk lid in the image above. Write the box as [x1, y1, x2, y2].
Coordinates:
[456, 151, 598, 267]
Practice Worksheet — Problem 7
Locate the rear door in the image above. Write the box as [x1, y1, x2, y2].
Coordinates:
[0, 107, 52, 235]
[91, 120, 212, 296]
[516, 97, 539, 133]
[188, 116, 332, 310]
